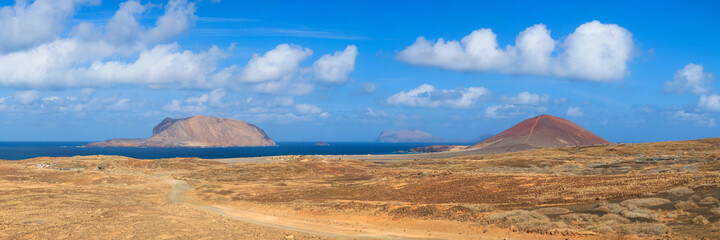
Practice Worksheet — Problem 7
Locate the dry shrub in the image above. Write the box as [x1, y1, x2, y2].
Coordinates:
[711, 222, 720, 231]
[597, 202, 659, 221]
[443, 205, 477, 221]
[599, 213, 630, 224]
[467, 204, 495, 212]
[620, 198, 670, 207]
[693, 215, 710, 225]
[389, 206, 441, 219]
[616, 223, 670, 237]
[559, 213, 598, 226]
[619, 205, 659, 221]
[664, 187, 694, 196]
[699, 196, 720, 205]
[533, 207, 571, 215]
[485, 210, 567, 233]
[675, 200, 699, 210]
[711, 207, 720, 215]
[595, 202, 626, 214]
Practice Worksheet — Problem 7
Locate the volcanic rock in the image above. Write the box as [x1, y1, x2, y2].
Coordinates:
[88, 115, 276, 147]
[469, 114, 610, 151]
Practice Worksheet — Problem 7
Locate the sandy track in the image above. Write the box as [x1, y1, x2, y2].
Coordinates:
[162, 178, 500, 240]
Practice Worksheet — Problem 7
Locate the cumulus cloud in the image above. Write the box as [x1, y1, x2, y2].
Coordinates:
[311, 45, 358, 83]
[103, 0, 146, 45]
[238, 44, 358, 95]
[0, 0, 236, 89]
[103, 0, 195, 45]
[387, 84, 490, 108]
[240, 44, 312, 82]
[664, 63, 715, 95]
[140, 0, 197, 44]
[557, 21, 634, 80]
[698, 94, 720, 112]
[163, 89, 227, 113]
[397, 21, 634, 81]
[77, 43, 228, 88]
[566, 106, 584, 117]
[0, 1, 357, 95]
[502, 92, 549, 105]
[0, 0, 97, 53]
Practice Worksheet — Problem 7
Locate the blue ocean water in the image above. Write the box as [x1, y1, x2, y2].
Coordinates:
[0, 142, 469, 160]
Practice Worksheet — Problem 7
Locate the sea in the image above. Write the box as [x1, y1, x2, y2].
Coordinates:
[0, 142, 470, 160]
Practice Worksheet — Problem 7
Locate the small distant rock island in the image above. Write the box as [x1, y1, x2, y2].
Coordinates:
[88, 115, 276, 147]
[314, 141, 330, 146]
[376, 130, 445, 143]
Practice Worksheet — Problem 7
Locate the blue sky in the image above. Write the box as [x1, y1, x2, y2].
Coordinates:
[0, 0, 718, 142]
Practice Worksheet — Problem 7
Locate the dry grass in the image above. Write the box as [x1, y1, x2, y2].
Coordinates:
[675, 200, 699, 210]
[485, 210, 567, 233]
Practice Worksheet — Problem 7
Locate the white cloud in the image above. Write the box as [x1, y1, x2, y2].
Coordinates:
[0, 0, 230, 89]
[698, 94, 720, 112]
[664, 63, 715, 95]
[108, 98, 131, 111]
[14, 90, 41, 104]
[397, 21, 634, 82]
[673, 110, 715, 127]
[365, 107, 388, 117]
[387, 84, 490, 108]
[77, 43, 228, 88]
[553, 97, 568, 104]
[295, 103, 322, 114]
[557, 21, 634, 81]
[566, 106, 584, 117]
[103, 0, 195, 45]
[103, 0, 146, 45]
[358, 82, 377, 94]
[0, 90, 133, 113]
[140, 0, 197, 44]
[311, 45, 358, 83]
[240, 44, 312, 82]
[0, 0, 97, 53]
[163, 88, 227, 113]
[484, 104, 518, 119]
[252, 81, 314, 96]
[502, 92, 549, 105]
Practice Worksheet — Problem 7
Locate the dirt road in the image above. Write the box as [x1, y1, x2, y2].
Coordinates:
[162, 178, 503, 240]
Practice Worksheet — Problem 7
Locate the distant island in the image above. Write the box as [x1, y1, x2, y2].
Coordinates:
[88, 115, 276, 147]
[314, 141, 330, 146]
[376, 130, 445, 142]
[376, 129, 481, 143]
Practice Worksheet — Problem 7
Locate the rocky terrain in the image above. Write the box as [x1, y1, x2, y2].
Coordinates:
[88, 115, 276, 147]
[470, 114, 611, 152]
[2, 137, 720, 239]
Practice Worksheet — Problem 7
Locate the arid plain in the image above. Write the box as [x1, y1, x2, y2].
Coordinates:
[2, 138, 720, 239]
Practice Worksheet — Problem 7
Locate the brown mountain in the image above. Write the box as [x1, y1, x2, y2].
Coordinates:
[88, 115, 276, 147]
[469, 114, 610, 152]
